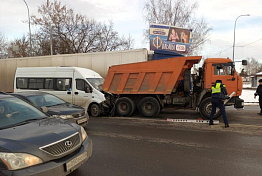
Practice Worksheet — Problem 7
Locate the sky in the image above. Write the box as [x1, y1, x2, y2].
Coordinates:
[0, 0, 262, 71]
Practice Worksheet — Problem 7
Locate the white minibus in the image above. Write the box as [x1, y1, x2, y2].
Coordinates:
[14, 67, 106, 116]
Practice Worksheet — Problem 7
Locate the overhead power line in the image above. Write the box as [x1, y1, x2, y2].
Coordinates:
[211, 38, 262, 57]
[238, 38, 262, 47]
[211, 46, 232, 57]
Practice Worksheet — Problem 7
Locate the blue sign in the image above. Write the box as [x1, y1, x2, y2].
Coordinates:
[149, 23, 192, 54]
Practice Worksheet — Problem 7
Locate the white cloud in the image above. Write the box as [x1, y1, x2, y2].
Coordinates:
[195, 0, 262, 20]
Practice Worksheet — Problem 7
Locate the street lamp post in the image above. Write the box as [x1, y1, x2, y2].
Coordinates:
[232, 14, 250, 62]
[23, 0, 32, 57]
[50, 23, 53, 55]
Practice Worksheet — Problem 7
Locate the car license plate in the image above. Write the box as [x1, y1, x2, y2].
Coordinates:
[66, 152, 87, 171]
[77, 118, 87, 124]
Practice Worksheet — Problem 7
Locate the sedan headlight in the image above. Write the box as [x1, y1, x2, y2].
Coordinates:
[0, 153, 43, 170]
[53, 115, 74, 119]
[80, 126, 87, 142]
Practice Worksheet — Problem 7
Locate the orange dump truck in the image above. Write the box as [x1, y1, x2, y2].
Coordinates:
[102, 56, 244, 119]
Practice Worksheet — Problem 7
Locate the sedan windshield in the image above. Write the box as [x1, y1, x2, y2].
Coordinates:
[86, 78, 104, 91]
[0, 97, 47, 128]
[27, 94, 66, 107]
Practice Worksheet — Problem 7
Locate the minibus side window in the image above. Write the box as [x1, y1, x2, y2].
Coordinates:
[55, 78, 72, 91]
[16, 77, 72, 91]
[76, 79, 85, 91]
[16, 78, 28, 89]
[45, 78, 53, 89]
[29, 78, 44, 89]
[76, 79, 91, 93]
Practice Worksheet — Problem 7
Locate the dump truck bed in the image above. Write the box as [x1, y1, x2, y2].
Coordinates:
[103, 56, 202, 95]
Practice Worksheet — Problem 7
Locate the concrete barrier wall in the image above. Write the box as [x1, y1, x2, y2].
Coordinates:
[0, 49, 148, 92]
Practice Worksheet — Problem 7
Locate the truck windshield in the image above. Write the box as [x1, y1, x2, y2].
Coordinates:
[0, 97, 47, 129]
[214, 66, 232, 75]
[27, 94, 66, 107]
[86, 78, 104, 90]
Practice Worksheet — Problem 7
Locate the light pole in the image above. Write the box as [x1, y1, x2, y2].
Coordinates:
[50, 23, 53, 55]
[232, 14, 250, 62]
[23, 0, 32, 57]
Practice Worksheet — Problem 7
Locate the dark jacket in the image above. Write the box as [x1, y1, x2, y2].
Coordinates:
[254, 85, 262, 97]
[211, 82, 228, 99]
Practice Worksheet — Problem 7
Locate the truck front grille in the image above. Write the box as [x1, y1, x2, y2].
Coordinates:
[40, 132, 81, 156]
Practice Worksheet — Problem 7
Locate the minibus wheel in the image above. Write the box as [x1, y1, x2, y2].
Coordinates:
[90, 103, 101, 117]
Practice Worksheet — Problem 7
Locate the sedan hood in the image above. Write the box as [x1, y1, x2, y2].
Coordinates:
[47, 103, 84, 115]
[0, 117, 81, 161]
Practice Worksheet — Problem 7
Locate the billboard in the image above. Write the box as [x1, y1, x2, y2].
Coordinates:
[149, 23, 192, 54]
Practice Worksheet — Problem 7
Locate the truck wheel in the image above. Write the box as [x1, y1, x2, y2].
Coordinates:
[199, 98, 221, 119]
[116, 97, 135, 117]
[138, 97, 160, 118]
[90, 104, 101, 117]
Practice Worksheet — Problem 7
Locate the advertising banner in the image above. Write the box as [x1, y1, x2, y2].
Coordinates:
[149, 23, 192, 54]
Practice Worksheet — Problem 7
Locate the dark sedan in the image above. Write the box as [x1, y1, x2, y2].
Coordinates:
[0, 92, 92, 176]
[12, 92, 89, 126]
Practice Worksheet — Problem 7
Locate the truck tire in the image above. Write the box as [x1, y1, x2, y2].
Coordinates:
[115, 97, 135, 117]
[199, 98, 221, 119]
[90, 103, 101, 117]
[138, 97, 160, 118]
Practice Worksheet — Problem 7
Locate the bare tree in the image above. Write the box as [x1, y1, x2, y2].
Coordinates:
[29, 0, 133, 55]
[96, 21, 134, 52]
[143, 0, 212, 55]
[0, 32, 8, 58]
[7, 36, 30, 58]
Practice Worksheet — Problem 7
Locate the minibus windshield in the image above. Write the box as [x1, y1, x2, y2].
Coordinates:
[86, 78, 104, 91]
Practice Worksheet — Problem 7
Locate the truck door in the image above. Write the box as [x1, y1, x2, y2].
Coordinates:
[211, 63, 237, 95]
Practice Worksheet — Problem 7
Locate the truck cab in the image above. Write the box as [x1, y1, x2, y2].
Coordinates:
[204, 58, 242, 97]
[197, 58, 244, 118]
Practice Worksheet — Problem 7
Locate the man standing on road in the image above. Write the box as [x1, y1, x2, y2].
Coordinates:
[209, 80, 230, 128]
[254, 79, 262, 115]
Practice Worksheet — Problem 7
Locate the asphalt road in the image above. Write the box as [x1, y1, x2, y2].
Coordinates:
[69, 106, 262, 176]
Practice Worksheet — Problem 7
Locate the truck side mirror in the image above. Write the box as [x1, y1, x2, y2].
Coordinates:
[198, 67, 203, 79]
[242, 60, 247, 65]
[231, 67, 235, 76]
